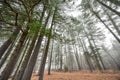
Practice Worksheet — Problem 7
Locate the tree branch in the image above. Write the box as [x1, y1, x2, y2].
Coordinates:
[0, 19, 24, 32]
[4, 0, 17, 14]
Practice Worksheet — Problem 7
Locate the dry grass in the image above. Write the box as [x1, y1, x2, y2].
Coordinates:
[31, 70, 120, 80]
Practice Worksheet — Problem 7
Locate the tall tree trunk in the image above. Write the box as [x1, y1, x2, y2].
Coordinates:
[105, 11, 120, 35]
[38, 31, 52, 80]
[64, 44, 68, 72]
[83, 27, 102, 70]
[12, 38, 30, 80]
[96, 0, 120, 17]
[0, 0, 19, 59]
[90, 35, 106, 70]
[0, 29, 21, 68]
[79, 38, 94, 72]
[102, 46, 120, 70]
[73, 45, 81, 70]
[90, 9, 120, 43]
[89, 41, 102, 70]
[0, 44, 12, 68]
[13, 35, 37, 80]
[21, 33, 43, 80]
[0, 28, 20, 59]
[60, 53, 63, 71]
[0, 31, 28, 80]
[21, 8, 52, 80]
[77, 37, 83, 68]
[59, 44, 63, 71]
[38, 8, 56, 80]
[13, 5, 46, 80]
[48, 40, 54, 75]
[57, 45, 60, 70]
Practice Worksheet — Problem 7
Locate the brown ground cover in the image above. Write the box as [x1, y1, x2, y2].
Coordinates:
[32, 70, 120, 80]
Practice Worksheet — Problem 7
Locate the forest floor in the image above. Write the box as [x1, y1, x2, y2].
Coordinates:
[32, 70, 120, 80]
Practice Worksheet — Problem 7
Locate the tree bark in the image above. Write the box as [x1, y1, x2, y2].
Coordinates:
[12, 37, 30, 77]
[0, 31, 28, 80]
[48, 40, 54, 75]
[0, 28, 20, 59]
[13, 36, 37, 80]
[21, 33, 43, 80]
[38, 8, 56, 80]
[38, 32, 52, 80]
[21, 7, 52, 80]
[13, 5, 46, 80]
[0, 44, 12, 68]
